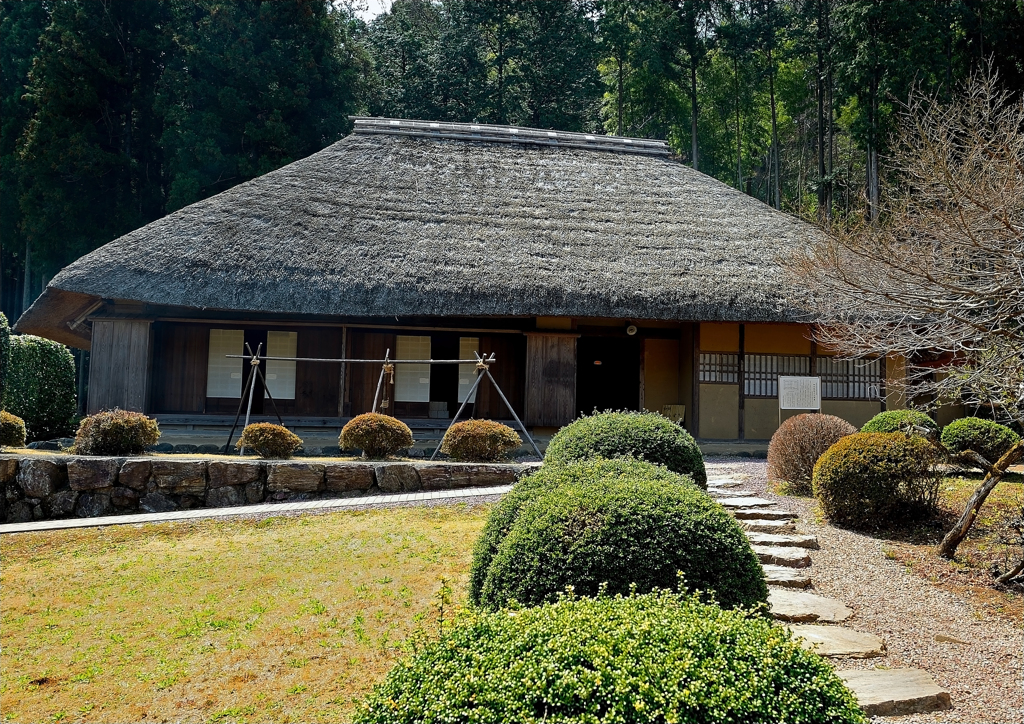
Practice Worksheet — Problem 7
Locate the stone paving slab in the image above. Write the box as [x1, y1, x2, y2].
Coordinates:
[786, 625, 885, 658]
[0, 485, 515, 534]
[717, 496, 777, 509]
[753, 545, 812, 568]
[740, 519, 796, 533]
[706, 478, 746, 487]
[746, 531, 819, 549]
[707, 489, 757, 498]
[762, 564, 811, 588]
[839, 669, 952, 716]
[768, 588, 853, 623]
[732, 508, 797, 520]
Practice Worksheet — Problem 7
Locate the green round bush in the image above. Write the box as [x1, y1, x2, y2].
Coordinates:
[941, 417, 1021, 467]
[473, 459, 766, 610]
[813, 432, 940, 528]
[468, 457, 697, 604]
[3, 334, 77, 441]
[545, 410, 707, 488]
[73, 409, 161, 456]
[0, 410, 27, 448]
[355, 590, 867, 724]
[861, 409, 937, 435]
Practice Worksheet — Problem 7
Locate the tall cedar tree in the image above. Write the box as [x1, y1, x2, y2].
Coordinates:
[159, 0, 358, 211]
[17, 0, 170, 278]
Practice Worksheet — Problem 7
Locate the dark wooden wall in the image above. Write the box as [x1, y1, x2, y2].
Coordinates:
[348, 331, 396, 415]
[151, 323, 208, 413]
[524, 332, 577, 427]
[89, 320, 153, 414]
[293, 327, 344, 416]
[478, 334, 526, 419]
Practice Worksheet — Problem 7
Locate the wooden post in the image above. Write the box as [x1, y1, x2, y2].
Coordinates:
[338, 326, 348, 417]
[691, 323, 700, 438]
[738, 324, 745, 440]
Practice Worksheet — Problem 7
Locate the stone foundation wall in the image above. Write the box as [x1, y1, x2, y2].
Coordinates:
[0, 455, 527, 524]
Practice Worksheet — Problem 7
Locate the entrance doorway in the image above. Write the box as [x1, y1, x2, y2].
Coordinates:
[576, 336, 641, 416]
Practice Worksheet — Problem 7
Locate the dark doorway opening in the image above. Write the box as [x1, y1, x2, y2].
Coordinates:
[576, 336, 640, 416]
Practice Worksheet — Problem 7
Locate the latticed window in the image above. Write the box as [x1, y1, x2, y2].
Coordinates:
[743, 355, 811, 397]
[819, 357, 882, 400]
[699, 353, 739, 383]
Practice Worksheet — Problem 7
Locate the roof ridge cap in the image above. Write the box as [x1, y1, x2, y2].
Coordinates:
[349, 117, 670, 157]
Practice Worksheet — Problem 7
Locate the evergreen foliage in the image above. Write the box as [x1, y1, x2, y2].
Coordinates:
[545, 410, 707, 487]
[355, 590, 867, 724]
[341, 413, 414, 459]
[471, 458, 765, 611]
[0, 312, 9, 405]
[2, 334, 76, 441]
[860, 409, 938, 434]
[813, 432, 941, 528]
[941, 417, 1021, 467]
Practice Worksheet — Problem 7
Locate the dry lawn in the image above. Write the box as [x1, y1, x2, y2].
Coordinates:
[883, 472, 1023, 625]
[1, 505, 490, 723]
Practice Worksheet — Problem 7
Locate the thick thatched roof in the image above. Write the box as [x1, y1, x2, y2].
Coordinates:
[18, 117, 819, 345]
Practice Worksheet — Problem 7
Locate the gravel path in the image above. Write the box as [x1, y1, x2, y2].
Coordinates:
[706, 458, 1023, 724]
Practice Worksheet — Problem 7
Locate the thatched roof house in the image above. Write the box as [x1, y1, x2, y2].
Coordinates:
[17, 118, 889, 440]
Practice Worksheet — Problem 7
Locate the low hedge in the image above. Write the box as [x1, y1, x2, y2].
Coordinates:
[861, 409, 937, 435]
[355, 590, 867, 724]
[0, 410, 27, 448]
[472, 458, 765, 610]
[3, 334, 77, 441]
[767, 413, 856, 495]
[237, 422, 302, 458]
[941, 417, 1021, 467]
[441, 419, 521, 461]
[74, 409, 160, 456]
[545, 410, 707, 488]
[0, 312, 10, 405]
[813, 432, 941, 528]
[341, 413, 414, 459]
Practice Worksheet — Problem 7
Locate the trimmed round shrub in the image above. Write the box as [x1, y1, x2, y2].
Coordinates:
[767, 413, 856, 495]
[468, 457, 698, 603]
[441, 419, 521, 461]
[3, 334, 77, 441]
[941, 417, 1021, 467]
[341, 413, 414, 459]
[473, 459, 766, 610]
[813, 432, 941, 528]
[0, 410, 27, 448]
[545, 410, 707, 488]
[73, 409, 160, 456]
[355, 590, 867, 724]
[237, 422, 302, 459]
[861, 409, 938, 435]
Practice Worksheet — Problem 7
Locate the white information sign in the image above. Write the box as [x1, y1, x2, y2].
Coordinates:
[779, 376, 821, 410]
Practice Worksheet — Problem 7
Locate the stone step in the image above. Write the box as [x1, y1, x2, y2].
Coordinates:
[769, 588, 853, 623]
[732, 508, 797, 521]
[762, 564, 811, 588]
[708, 488, 758, 498]
[746, 532, 819, 549]
[838, 669, 952, 717]
[753, 545, 812, 568]
[718, 496, 777, 509]
[786, 625, 885, 658]
[741, 519, 796, 534]
[707, 477, 746, 487]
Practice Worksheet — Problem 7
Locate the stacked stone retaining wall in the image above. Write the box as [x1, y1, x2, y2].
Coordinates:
[0, 455, 528, 524]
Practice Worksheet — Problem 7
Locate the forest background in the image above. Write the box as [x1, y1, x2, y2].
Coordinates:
[2, 0, 1023, 323]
